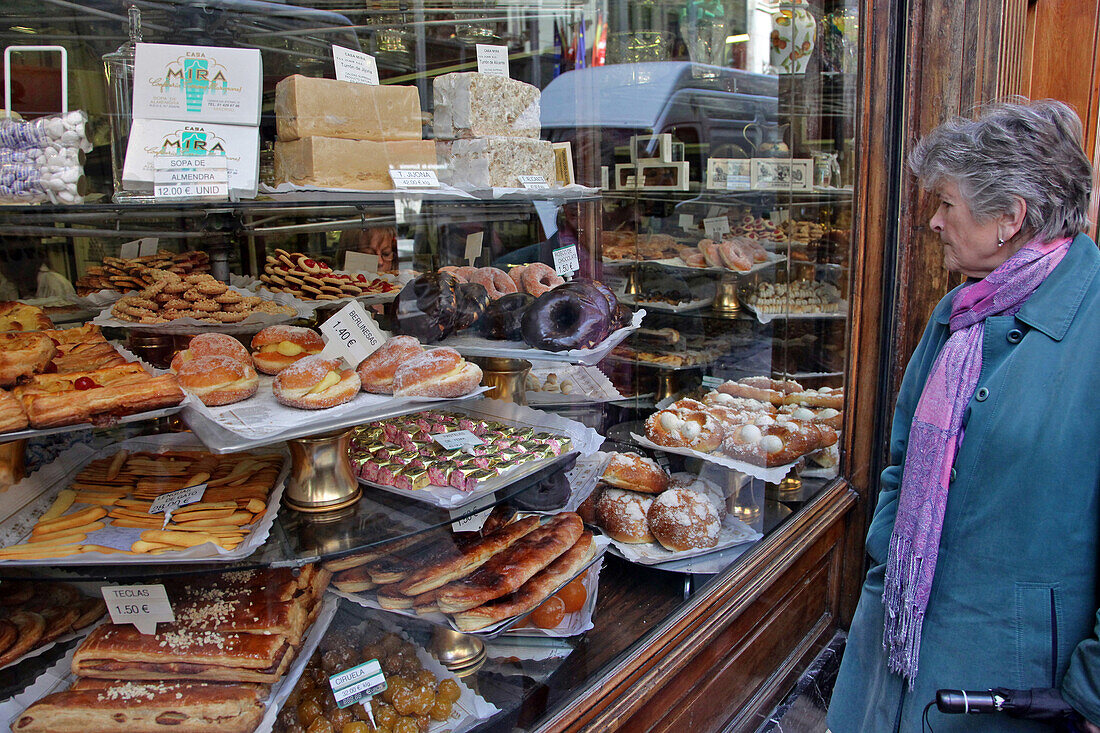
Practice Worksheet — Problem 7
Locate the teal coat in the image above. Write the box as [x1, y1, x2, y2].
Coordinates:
[829, 234, 1100, 732]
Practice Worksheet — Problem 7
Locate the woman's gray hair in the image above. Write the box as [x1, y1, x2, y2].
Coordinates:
[909, 98, 1093, 242]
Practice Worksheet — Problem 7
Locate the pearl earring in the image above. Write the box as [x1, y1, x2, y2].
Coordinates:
[997, 238, 1005, 248]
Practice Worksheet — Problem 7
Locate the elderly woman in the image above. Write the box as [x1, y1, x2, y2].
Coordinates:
[829, 99, 1099, 732]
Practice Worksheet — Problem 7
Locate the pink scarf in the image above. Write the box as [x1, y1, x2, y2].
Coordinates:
[883, 236, 1072, 686]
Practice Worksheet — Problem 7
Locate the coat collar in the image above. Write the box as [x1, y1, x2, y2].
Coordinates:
[933, 233, 1099, 341]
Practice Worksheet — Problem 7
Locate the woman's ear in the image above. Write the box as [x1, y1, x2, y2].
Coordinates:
[998, 196, 1027, 243]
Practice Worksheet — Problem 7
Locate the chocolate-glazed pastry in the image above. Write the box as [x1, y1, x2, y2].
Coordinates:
[454, 282, 491, 331]
[391, 272, 459, 343]
[613, 302, 633, 330]
[513, 456, 577, 511]
[478, 292, 535, 340]
[521, 284, 612, 351]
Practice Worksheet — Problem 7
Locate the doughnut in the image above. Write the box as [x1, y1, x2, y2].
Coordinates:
[507, 265, 527, 291]
[478, 292, 534, 340]
[698, 239, 725, 268]
[392, 272, 459, 343]
[644, 408, 724, 452]
[470, 267, 518, 300]
[177, 355, 258, 407]
[356, 335, 423, 394]
[170, 334, 250, 373]
[392, 347, 482, 398]
[250, 325, 324, 375]
[454, 282, 491, 331]
[718, 239, 752, 271]
[600, 452, 669, 494]
[594, 488, 654, 543]
[439, 265, 466, 282]
[521, 283, 611, 351]
[647, 488, 720, 551]
[273, 356, 360, 409]
[519, 263, 564, 297]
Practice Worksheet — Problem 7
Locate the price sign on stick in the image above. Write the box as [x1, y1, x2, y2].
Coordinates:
[102, 585, 174, 635]
[319, 301, 386, 367]
[476, 44, 510, 76]
[433, 430, 484, 452]
[553, 245, 580, 277]
[332, 45, 379, 85]
[465, 232, 484, 265]
[343, 251, 378, 274]
[703, 215, 731, 240]
[148, 482, 207, 528]
[518, 175, 550, 190]
[329, 659, 387, 709]
[154, 156, 229, 201]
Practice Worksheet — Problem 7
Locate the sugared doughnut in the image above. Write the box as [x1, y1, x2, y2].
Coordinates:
[470, 267, 518, 300]
[273, 356, 360, 409]
[439, 265, 466, 282]
[644, 408, 724, 452]
[177, 355, 258, 406]
[507, 265, 527, 291]
[600, 452, 669, 494]
[356, 335, 423, 394]
[718, 239, 752, 271]
[170, 333, 250, 373]
[250, 326, 324, 375]
[392, 347, 482, 398]
[647, 488, 720, 552]
[454, 266, 478, 282]
[520, 262, 564, 297]
[594, 487, 654, 543]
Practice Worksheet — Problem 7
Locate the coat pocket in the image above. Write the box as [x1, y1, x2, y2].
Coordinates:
[1014, 582, 1062, 689]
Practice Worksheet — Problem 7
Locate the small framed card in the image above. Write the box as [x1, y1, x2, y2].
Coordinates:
[750, 158, 813, 192]
[629, 133, 674, 163]
[706, 158, 752, 190]
[636, 161, 689, 191]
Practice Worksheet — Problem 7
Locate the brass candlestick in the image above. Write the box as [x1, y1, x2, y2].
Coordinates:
[777, 467, 803, 494]
[284, 428, 361, 512]
[429, 627, 486, 677]
[474, 357, 531, 406]
[711, 272, 742, 317]
[654, 371, 679, 403]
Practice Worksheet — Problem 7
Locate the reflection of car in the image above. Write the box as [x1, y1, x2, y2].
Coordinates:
[540, 62, 778, 186]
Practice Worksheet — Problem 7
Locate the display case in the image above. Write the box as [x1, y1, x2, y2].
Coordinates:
[0, 0, 886, 730]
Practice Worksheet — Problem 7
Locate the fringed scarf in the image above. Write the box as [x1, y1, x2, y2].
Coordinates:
[883, 236, 1072, 687]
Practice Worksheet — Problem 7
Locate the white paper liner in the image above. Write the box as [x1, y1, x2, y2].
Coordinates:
[441, 309, 645, 366]
[525, 365, 623, 405]
[92, 287, 315, 335]
[743, 299, 849, 324]
[630, 432, 797, 484]
[617, 294, 713, 313]
[333, 535, 610, 638]
[66, 290, 121, 309]
[636, 540, 758, 574]
[653, 252, 786, 275]
[361, 397, 604, 509]
[0, 595, 337, 733]
[230, 274, 399, 308]
[0, 433, 288, 566]
[562, 452, 612, 513]
[185, 379, 492, 442]
[506, 556, 603, 637]
[258, 181, 597, 203]
[335, 604, 501, 732]
[605, 513, 761, 566]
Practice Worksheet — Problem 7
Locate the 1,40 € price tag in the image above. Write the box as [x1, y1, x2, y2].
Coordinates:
[102, 584, 175, 635]
[319, 301, 386, 367]
[329, 659, 387, 709]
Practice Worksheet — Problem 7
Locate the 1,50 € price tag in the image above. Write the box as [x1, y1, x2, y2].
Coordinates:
[102, 584, 174, 635]
[552, 245, 580, 276]
[319, 301, 386, 367]
[329, 659, 387, 709]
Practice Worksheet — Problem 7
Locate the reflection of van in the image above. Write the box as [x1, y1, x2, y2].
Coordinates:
[540, 62, 778, 187]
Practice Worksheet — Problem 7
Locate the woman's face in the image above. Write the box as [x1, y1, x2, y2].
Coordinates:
[929, 179, 1012, 278]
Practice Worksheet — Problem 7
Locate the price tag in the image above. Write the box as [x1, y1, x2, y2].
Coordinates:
[701, 375, 724, 388]
[154, 156, 229, 201]
[148, 483, 207, 527]
[770, 209, 790, 223]
[119, 237, 158, 260]
[343, 251, 379, 274]
[449, 492, 497, 532]
[433, 430, 484, 451]
[518, 175, 550, 190]
[319, 300, 386, 367]
[329, 659, 387, 709]
[475, 44, 510, 76]
[102, 584, 174, 635]
[464, 232, 484, 264]
[390, 169, 440, 189]
[332, 45, 379, 85]
[552, 244, 580, 276]
[703, 216, 731, 240]
[679, 214, 694, 230]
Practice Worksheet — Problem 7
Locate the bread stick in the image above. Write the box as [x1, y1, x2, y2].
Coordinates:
[129, 540, 174, 553]
[170, 512, 252, 527]
[4, 534, 86, 550]
[30, 524, 102, 542]
[138, 530, 234, 549]
[40, 490, 76, 521]
[31, 506, 106, 534]
[244, 498, 267, 514]
[105, 450, 128, 480]
[0, 546, 81, 560]
[171, 501, 238, 515]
